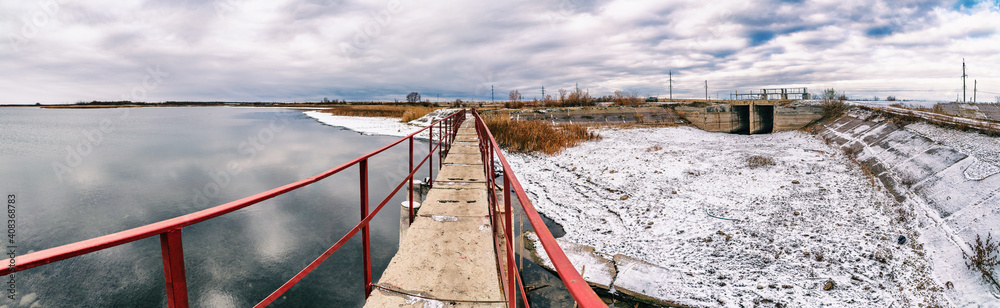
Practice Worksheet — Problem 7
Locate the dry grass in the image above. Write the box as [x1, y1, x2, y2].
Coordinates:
[484, 113, 601, 155]
[746, 155, 776, 168]
[321, 105, 438, 122]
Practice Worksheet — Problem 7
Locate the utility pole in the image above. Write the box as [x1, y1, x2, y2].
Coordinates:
[491, 85, 494, 103]
[962, 58, 968, 103]
[974, 80, 977, 103]
[541, 86, 545, 100]
[669, 70, 673, 101]
[704, 80, 708, 101]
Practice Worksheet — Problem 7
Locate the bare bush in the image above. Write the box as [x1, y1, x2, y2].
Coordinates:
[613, 89, 643, 107]
[820, 88, 849, 119]
[746, 155, 776, 168]
[964, 233, 1000, 287]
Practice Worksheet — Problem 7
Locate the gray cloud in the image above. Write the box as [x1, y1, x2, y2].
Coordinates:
[1, 0, 999, 104]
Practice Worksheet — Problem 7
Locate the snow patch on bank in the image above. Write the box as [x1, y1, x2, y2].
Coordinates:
[302, 109, 461, 139]
[507, 126, 946, 307]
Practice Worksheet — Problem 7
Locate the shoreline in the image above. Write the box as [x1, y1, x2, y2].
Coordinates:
[301, 108, 462, 139]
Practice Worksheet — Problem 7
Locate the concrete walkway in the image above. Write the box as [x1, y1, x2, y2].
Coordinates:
[365, 114, 506, 307]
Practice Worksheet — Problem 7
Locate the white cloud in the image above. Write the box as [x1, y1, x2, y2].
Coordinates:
[1, 0, 999, 103]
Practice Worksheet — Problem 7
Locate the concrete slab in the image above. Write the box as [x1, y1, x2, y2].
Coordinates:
[437, 165, 486, 183]
[420, 188, 489, 217]
[368, 215, 503, 304]
[612, 254, 714, 307]
[522, 231, 616, 290]
[433, 181, 488, 190]
[890, 146, 967, 188]
[364, 288, 506, 307]
[444, 153, 483, 165]
[456, 135, 479, 142]
[913, 157, 1000, 218]
[449, 145, 481, 155]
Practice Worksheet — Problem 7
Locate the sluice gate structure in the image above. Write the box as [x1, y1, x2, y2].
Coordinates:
[676, 102, 823, 134]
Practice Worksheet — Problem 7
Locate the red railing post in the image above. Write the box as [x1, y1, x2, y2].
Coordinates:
[504, 173, 515, 308]
[408, 136, 415, 224]
[429, 124, 434, 187]
[438, 121, 443, 168]
[360, 159, 372, 298]
[160, 229, 189, 308]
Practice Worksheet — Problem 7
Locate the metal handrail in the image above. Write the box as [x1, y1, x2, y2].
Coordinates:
[1, 109, 465, 307]
[470, 109, 605, 307]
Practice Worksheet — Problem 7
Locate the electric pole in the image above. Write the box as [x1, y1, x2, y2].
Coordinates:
[974, 80, 978, 103]
[704, 80, 708, 101]
[962, 58, 968, 103]
[669, 70, 673, 101]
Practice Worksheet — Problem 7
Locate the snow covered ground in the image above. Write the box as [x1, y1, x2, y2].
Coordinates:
[299, 108, 995, 307]
[302, 108, 461, 139]
[506, 126, 950, 307]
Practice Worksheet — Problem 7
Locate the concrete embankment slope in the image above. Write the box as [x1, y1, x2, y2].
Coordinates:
[818, 109, 1000, 304]
[365, 115, 507, 307]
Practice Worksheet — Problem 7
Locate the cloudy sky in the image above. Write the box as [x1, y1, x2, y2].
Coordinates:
[2, 0, 999, 104]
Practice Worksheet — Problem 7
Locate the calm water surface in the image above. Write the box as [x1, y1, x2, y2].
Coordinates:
[0, 107, 439, 307]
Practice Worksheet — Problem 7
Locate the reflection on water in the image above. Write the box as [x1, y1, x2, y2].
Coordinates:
[0, 107, 438, 307]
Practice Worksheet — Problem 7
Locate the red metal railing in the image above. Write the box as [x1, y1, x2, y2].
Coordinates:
[0, 109, 465, 307]
[471, 109, 605, 307]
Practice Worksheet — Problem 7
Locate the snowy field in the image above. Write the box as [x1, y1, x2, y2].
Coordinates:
[506, 126, 949, 307]
[302, 108, 460, 139]
[300, 109, 986, 307]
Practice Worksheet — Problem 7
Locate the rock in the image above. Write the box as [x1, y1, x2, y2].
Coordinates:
[823, 279, 836, 291]
[897, 235, 907, 245]
[791, 180, 801, 184]
[620, 195, 629, 200]
[794, 211, 801, 216]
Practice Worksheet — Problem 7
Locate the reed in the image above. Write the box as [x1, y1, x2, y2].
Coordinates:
[484, 113, 601, 155]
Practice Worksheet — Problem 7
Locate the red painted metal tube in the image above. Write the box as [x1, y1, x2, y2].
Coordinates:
[471, 109, 605, 307]
[408, 136, 415, 225]
[429, 123, 434, 187]
[360, 159, 372, 298]
[504, 174, 515, 308]
[160, 229, 189, 308]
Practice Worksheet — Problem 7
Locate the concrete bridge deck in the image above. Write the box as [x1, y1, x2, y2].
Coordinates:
[364, 114, 506, 307]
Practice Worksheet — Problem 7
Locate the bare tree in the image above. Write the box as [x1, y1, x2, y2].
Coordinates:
[613, 90, 642, 107]
[407, 92, 420, 103]
[509, 90, 522, 102]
